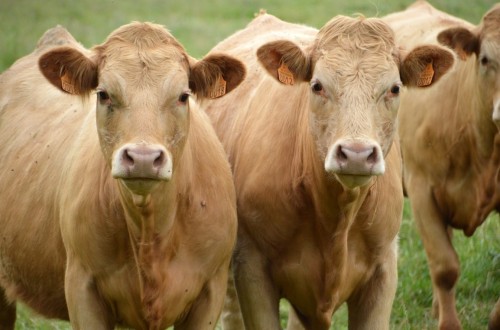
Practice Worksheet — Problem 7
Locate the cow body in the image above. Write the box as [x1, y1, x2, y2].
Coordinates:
[202, 13, 454, 330]
[0, 22, 245, 329]
[384, 1, 500, 329]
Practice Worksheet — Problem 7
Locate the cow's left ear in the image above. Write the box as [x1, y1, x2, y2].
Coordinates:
[189, 54, 246, 99]
[400, 45, 455, 88]
[437, 27, 479, 60]
[39, 47, 98, 95]
[257, 40, 312, 85]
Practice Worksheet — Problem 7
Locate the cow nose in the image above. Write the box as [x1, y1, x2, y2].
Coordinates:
[112, 144, 172, 180]
[325, 140, 385, 176]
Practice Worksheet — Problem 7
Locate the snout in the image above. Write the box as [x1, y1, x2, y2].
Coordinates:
[325, 140, 385, 188]
[112, 144, 172, 181]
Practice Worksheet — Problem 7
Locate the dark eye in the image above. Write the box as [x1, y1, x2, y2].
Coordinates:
[97, 90, 110, 102]
[481, 56, 489, 66]
[390, 85, 400, 95]
[179, 92, 190, 103]
[311, 81, 323, 93]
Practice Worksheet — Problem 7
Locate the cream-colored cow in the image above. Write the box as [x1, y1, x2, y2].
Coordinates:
[384, 1, 500, 329]
[0, 22, 245, 329]
[202, 12, 454, 330]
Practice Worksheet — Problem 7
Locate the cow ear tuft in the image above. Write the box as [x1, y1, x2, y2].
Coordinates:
[39, 47, 98, 95]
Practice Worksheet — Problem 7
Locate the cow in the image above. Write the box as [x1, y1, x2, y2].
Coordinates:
[0, 21, 245, 329]
[200, 11, 454, 330]
[383, 1, 500, 329]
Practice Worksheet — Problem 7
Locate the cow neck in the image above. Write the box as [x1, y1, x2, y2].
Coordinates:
[118, 181, 178, 328]
[309, 162, 374, 312]
[459, 56, 498, 158]
[447, 57, 500, 235]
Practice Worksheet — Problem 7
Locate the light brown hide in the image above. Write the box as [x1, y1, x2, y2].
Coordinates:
[202, 11, 453, 330]
[384, 1, 500, 329]
[0, 22, 245, 329]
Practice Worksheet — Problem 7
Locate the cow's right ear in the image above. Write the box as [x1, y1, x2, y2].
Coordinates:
[437, 27, 480, 60]
[257, 40, 312, 85]
[39, 47, 98, 95]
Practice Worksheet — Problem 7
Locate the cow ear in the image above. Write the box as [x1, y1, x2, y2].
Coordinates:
[257, 40, 312, 85]
[38, 47, 98, 95]
[437, 27, 479, 60]
[189, 54, 246, 99]
[400, 45, 455, 88]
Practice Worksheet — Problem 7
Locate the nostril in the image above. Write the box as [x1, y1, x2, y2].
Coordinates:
[336, 145, 348, 161]
[153, 151, 165, 168]
[122, 149, 135, 167]
[366, 147, 378, 164]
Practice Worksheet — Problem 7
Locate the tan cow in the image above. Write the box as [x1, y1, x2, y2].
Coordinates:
[0, 22, 245, 329]
[383, 1, 500, 329]
[201, 12, 454, 330]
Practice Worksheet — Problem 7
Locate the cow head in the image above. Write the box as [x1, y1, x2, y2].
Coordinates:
[257, 16, 454, 188]
[39, 22, 245, 198]
[437, 4, 500, 129]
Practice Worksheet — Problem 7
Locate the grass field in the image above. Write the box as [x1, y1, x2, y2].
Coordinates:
[0, 0, 498, 329]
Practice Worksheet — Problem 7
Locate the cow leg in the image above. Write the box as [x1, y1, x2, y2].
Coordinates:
[286, 308, 306, 330]
[176, 265, 229, 330]
[65, 256, 114, 330]
[346, 238, 398, 330]
[489, 297, 500, 330]
[220, 270, 245, 330]
[407, 179, 461, 330]
[232, 233, 281, 330]
[0, 288, 16, 330]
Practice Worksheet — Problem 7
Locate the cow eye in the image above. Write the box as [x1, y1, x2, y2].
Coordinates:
[311, 81, 323, 94]
[178, 91, 191, 104]
[390, 84, 400, 95]
[97, 91, 109, 101]
[97, 90, 110, 102]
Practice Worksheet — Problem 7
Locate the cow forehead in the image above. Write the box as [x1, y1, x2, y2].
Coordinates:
[94, 22, 190, 86]
[313, 16, 396, 56]
[311, 16, 398, 87]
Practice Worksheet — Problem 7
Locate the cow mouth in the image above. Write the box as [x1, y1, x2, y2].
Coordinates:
[120, 178, 162, 195]
[335, 174, 373, 189]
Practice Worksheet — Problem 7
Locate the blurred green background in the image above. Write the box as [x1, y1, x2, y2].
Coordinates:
[0, 0, 498, 329]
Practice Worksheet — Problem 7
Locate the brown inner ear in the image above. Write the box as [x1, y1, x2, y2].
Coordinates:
[189, 54, 245, 98]
[257, 40, 312, 84]
[38, 47, 98, 95]
[257, 46, 284, 81]
[437, 28, 479, 60]
[400, 45, 454, 87]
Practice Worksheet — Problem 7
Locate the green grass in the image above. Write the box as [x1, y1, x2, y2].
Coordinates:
[1, 0, 498, 329]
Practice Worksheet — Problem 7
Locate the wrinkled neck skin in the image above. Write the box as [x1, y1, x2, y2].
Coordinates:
[117, 178, 177, 244]
[310, 164, 374, 313]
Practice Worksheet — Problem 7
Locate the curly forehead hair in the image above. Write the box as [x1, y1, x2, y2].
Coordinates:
[312, 15, 396, 55]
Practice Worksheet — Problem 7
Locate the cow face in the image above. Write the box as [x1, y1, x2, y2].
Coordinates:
[257, 16, 454, 188]
[438, 4, 500, 128]
[39, 22, 245, 197]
